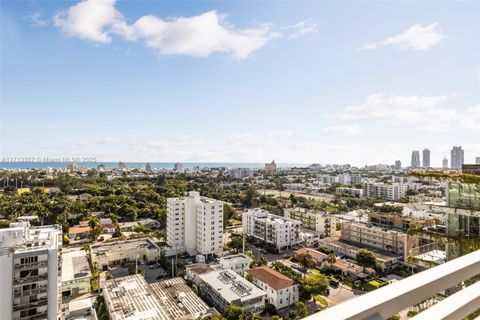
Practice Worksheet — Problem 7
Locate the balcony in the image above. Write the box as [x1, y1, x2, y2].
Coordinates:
[14, 286, 48, 298]
[14, 260, 48, 271]
[13, 298, 48, 312]
[14, 274, 48, 285]
[306, 249, 480, 320]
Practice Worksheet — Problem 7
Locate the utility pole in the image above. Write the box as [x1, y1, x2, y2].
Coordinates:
[242, 233, 245, 254]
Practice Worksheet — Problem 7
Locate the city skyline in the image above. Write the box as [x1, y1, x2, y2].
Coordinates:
[1, 0, 480, 166]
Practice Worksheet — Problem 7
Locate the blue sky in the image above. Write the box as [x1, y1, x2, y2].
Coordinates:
[1, 0, 479, 166]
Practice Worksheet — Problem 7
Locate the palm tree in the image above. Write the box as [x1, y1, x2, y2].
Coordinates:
[297, 253, 313, 274]
[327, 253, 337, 269]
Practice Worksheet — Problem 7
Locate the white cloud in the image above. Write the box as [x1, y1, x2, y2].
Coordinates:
[26, 12, 50, 27]
[53, 0, 123, 44]
[334, 93, 478, 133]
[321, 125, 360, 136]
[51, 0, 312, 59]
[117, 11, 279, 59]
[360, 23, 445, 51]
[284, 19, 318, 39]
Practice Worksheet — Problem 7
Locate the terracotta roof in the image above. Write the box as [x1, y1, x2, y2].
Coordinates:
[334, 260, 375, 275]
[68, 226, 91, 234]
[293, 247, 327, 260]
[246, 266, 295, 290]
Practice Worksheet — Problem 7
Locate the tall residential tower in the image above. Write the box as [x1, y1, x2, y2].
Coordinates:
[167, 191, 224, 257]
[411, 151, 420, 168]
[0, 220, 62, 320]
[422, 148, 430, 168]
[451, 146, 464, 169]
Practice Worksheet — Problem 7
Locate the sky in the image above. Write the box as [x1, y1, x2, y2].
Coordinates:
[1, 0, 479, 166]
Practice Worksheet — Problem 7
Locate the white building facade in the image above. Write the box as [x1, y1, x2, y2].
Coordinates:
[167, 191, 224, 256]
[284, 207, 336, 237]
[243, 209, 301, 251]
[0, 221, 62, 320]
[246, 266, 299, 310]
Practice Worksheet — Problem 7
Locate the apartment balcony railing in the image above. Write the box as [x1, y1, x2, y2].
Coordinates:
[17, 310, 48, 320]
[14, 260, 48, 271]
[306, 249, 480, 320]
[13, 298, 48, 312]
[13, 274, 48, 285]
[14, 286, 48, 298]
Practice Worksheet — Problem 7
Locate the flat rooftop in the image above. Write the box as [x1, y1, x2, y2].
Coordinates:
[103, 275, 213, 320]
[220, 254, 249, 261]
[199, 269, 265, 303]
[92, 238, 159, 256]
[62, 249, 91, 282]
[149, 278, 213, 319]
[185, 263, 214, 275]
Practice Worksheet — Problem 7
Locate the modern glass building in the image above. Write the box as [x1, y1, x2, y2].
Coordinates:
[447, 182, 480, 211]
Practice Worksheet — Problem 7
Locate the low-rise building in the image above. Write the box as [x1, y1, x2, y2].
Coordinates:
[91, 238, 161, 271]
[243, 209, 301, 251]
[102, 274, 215, 320]
[245, 266, 299, 310]
[336, 187, 364, 198]
[319, 237, 402, 270]
[185, 263, 215, 286]
[219, 254, 251, 275]
[68, 226, 91, 239]
[199, 269, 266, 314]
[340, 222, 411, 261]
[292, 247, 328, 266]
[330, 259, 375, 279]
[61, 249, 91, 298]
[367, 211, 435, 231]
[299, 230, 321, 247]
[65, 298, 96, 320]
[284, 207, 336, 237]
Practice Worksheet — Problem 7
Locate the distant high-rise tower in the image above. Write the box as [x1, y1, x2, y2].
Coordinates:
[451, 146, 464, 169]
[174, 162, 184, 172]
[145, 163, 152, 173]
[422, 148, 431, 168]
[443, 157, 448, 169]
[476, 157, 480, 165]
[411, 151, 420, 168]
[395, 160, 401, 169]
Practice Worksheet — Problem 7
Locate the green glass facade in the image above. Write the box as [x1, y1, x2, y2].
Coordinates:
[448, 182, 480, 211]
[447, 212, 480, 238]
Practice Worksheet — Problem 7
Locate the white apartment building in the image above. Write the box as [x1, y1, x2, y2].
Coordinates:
[284, 207, 336, 237]
[167, 191, 224, 256]
[219, 254, 251, 275]
[0, 221, 62, 320]
[246, 266, 299, 310]
[340, 222, 411, 261]
[243, 209, 301, 251]
[199, 269, 266, 314]
[336, 187, 364, 198]
[229, 168, 253, 179]
[363, 182, 407, 201]
[337, 173, 351, 185]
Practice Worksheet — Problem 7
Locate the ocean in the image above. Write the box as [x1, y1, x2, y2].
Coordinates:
[0, 162, 306, 170]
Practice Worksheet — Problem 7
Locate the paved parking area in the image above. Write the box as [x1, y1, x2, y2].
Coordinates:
[326, 283, 362, 307]
[109, 265, 166, 283]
